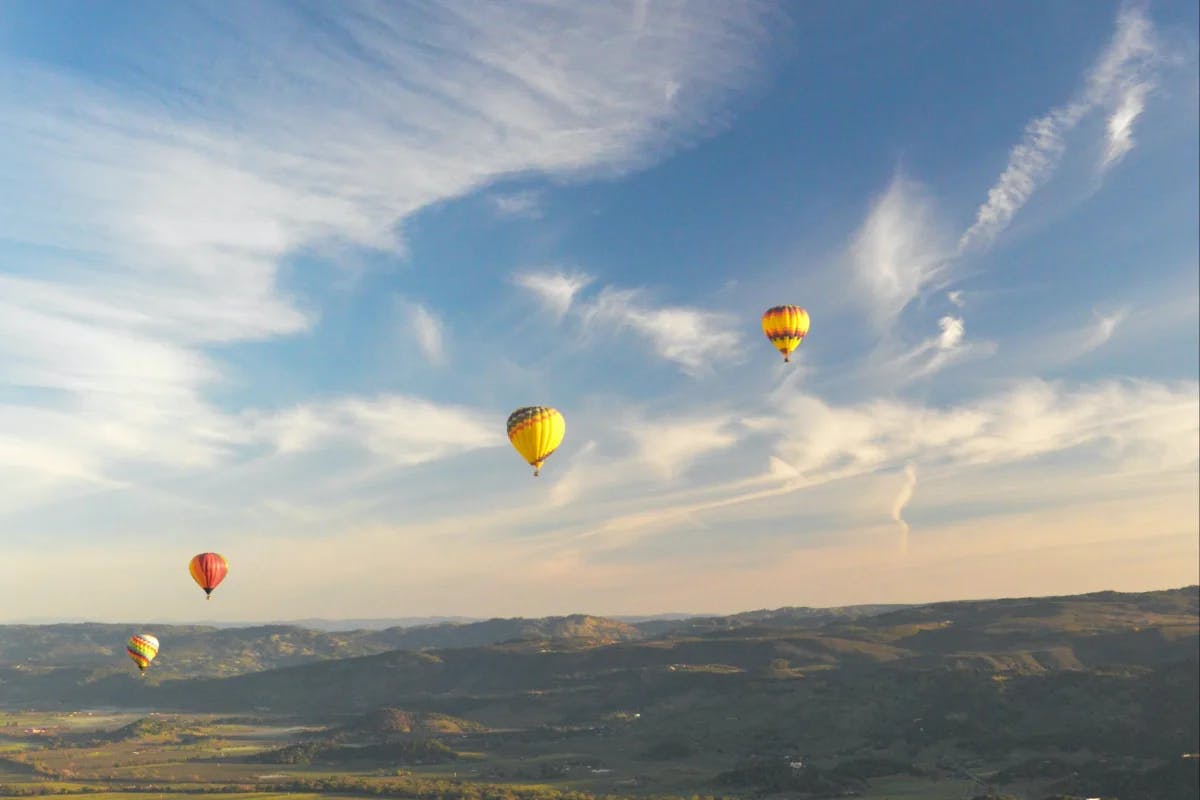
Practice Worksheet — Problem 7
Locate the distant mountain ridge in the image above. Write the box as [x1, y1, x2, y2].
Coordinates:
[235, 616, 481, 631]
[0, 602, 910, 678]
[5, 616, 480, 630]
[3, 586, 1195, 800]
[0, 613, 648, 678]
[1, 587, 1195, 708]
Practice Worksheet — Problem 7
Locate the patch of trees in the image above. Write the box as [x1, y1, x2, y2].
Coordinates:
[258, 775, 718, 800]
[259, 737, 459, 765]
[0, 787, 98, 797]
[638, 737, 694, 760]
[827, 756, 920, 779]
[714, 758, 865, 795]
[0, 756, 38, 775]
[1044, 757, 1198, 800]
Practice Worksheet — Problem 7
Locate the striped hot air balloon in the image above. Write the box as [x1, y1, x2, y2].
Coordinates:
[126, 633, 159, 675]
[762, 305, 810, 362]
[506, 406, 565, 477]
[189, 552, 228, 599]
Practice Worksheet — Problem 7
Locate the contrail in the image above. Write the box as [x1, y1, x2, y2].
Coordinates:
[891, 464, 918, 554]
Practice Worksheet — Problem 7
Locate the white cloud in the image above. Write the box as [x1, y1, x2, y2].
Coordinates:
[407, 303, 446, 366]
[5, 474, 1193, 620]
[514, 270, 595, 318]
[544, 409, 743, 509]
[0, 3, 1192, 621]
[890, 463, 918, 552]
[580, 288, 744, 374]
[854, 314, 993, 386]
[768, 378, 1199, 480]
[0, 277, 247, 515]
[907, 315, 991, 379]
[1, 373, 1194, 619]
[995, 307, 1130, 371]
[1086, 308, 1127, 350]
[490, 190, 542, 218]
[547, 440, 600, 508]
[515, 270, 745, 374]
[253, 395, 501, 466]
[565, 377, 1198, 556]
[1087, 5, 1157, 174]
[849, 175, 952, 325]
[958, 107, 1078, 254]
[0, 3, 773, 507]
[958, 5, 1158, 253]
[625, 414, 738, 479]
[936, 315, 965, 351]
[1102, 81, 1152, 170]
[947, 290, 966, 308]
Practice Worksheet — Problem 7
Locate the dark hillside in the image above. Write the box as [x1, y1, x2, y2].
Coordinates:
[0, 587, 1195, 799]
[633, 603, 907, 636]
[0, 614, 643, 680]
[2, 586, 1194, 715]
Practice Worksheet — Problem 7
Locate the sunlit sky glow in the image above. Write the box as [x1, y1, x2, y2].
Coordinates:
[1, 0, 1197, 623]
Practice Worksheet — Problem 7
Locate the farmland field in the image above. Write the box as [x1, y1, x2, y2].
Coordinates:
[0, 709, 1024, 799]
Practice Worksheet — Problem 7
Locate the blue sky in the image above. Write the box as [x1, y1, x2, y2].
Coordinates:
[0, 1, 1196, 622]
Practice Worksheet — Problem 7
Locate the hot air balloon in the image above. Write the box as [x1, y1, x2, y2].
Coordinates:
[126, 633, 159, 675]
[506, 406, 565, 477]
[762, 305, 810, 362]
[189, 552, 228, 599]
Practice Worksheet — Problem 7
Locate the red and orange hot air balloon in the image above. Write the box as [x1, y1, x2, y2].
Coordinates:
[762, 305, 810, 362]
[189, 552, 228, 599]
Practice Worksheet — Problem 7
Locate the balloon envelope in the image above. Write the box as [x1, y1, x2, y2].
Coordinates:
[762, 305, 810, 362]
[189, 552, 228, 598]
[126, 633, 159, 673]
[507, 407, 565, 476]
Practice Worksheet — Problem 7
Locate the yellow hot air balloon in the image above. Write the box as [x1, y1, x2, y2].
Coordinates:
[507, 406, 565, 477]
[762, 305, 810, 362]
[126, 633, 159, 675]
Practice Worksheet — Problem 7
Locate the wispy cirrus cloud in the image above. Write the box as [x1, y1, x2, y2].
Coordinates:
[848, 175, 952, 326]
[767, 378, 1198, 480]
[1084, 308, 1128, 351]
[404, 302, 446, 366]
[513, 269, 595, 319]
[1102, 80, 1153, 170]
[6, 473, 1192, 620]
[958, 4, 1159, 253]
[0, 276, 245, 513]
[580, 288, 743, 375]
[623, 413, 739, 480]
[252, 395, 501, 465]
[563, 377, 1198, 556]
[891, 463, 918, 552]
[0, 2, 774, 508]
[545, 409, 741, 507]
[902, 315, 997, 380]
[844, 5, 1162, 374]
[987, 306, 1132, 374]
[490, 190, 543, 219]
[259, 376, 1195, 611]
[514, 270, 744, 374]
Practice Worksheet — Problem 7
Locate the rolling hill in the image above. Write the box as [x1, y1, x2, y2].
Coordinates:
[1, 586, 1194, 713]
[1, 586, 1195, 799]
[0, 613, 644, 679]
